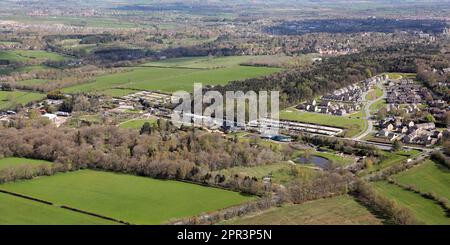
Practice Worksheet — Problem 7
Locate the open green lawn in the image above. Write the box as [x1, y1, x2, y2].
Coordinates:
[0, 170, 253, 224]
[373, 182, 450, 224]
[212, 162, 317, 185]
[220, 195, 384, 225]
[0, 157, 52, 170]
[0, 90, 46, 109]
[393, 160, 450, 200]
[0, 192, 116, 225]
[119, 118, 157, 129]
[0, 50, 68, 63]
[63, 57, 281, 93]
[280, 109, 366, 137]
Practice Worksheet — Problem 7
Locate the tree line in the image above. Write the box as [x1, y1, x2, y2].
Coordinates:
[0, 121, 283, 193]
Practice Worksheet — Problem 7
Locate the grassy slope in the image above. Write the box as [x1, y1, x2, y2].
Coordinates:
[0, 50, 67, 62]
[140, 56, 259, 69]
[62, 67, 192, 94]
[62, 56, 281, 94]
[0, 90, 46, 109]
[18, 79, 49, 86]
[369, 98, 387, 112]
[102, 88, 139, 97]
[386, 73, 416, 80]
[393, 160, 450, 200]
[63, 66, 280, 94]
[220, 195, 383, 225]
[280, 109, 366, 137]
[373, 182, 450, 224]
[7, 15, 145, 29]
[119, 118, 157, 129]
[0, 170, 253, 224]
[0, 157, 52, 170]
[0, 192, 116, 225]
[0, 65, 51, 76]
[366, 87, 383, 100]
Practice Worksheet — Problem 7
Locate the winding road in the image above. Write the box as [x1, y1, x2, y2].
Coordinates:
[353, 81, 387, 140]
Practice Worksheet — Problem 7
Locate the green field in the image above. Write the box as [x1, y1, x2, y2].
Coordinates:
[102, 88, 138, 97]
[0, 157, 52, 170]
[393, 160, 450, 200]
[348, 109, 366, 119]
[220, 195, 383, 225]
[0, 65, 51, 76]
[6, 15, 147, 29]
[62, 56, 281, 94]
[280, 109, 366, 137]
[212, 162, 317, 185]
[119, 118, 157, 129]
[0, 41, 20, 45]
[0, 50, 67, 63]
[0, 90, 46, 109]
[141, 56, 261, 69]
[0, 192, 116, 225]
[0, 170, 253, 224]
[63, 65, 280, 94]
[373, 181, 450, 224]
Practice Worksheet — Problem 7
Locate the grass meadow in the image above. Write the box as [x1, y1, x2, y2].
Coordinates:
[62, 56, 282, 95]
[280, 109, 366, 137]
[393, 160, 450, 200]
[0, 50, 68, 63]
[0, 157, 53, 170]
[220, 195, 384, 225]
[0, 170, 254, 224]
[0, 192, 116, 225]
[373, 181, 450, 224]
[0, 90, 46, 109]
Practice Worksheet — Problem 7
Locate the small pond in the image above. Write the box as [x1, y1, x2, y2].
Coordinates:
[296, 156, 331, 169]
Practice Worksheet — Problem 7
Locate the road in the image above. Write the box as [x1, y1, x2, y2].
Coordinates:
[348, 81, 429, 151]
[353, 82, 387, 140]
